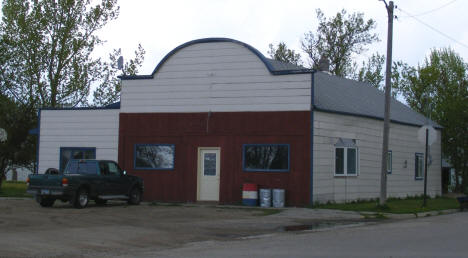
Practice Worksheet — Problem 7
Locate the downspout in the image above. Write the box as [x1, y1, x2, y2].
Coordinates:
[310, 71, 316, 205]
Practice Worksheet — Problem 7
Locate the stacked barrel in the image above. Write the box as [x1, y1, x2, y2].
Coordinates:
[242, 183, 258, 206]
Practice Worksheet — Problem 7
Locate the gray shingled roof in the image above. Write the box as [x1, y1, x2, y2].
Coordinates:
[266, 58, 307, 72]
[313, 71, 441, 128]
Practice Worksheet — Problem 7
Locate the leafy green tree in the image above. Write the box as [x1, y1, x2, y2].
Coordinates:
[268, 42, 302, 66]
[0, 94, 36, 187]
[0, 0, 145, 184]
[399, 48, 468, 192]
[301, 9, 379, 77]
[356, 52, 412, 97]
[0, 0, 121, 108]
[93, 44, 145, 106]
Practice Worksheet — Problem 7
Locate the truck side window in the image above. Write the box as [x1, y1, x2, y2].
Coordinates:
[99, 162, 109, 175]
[108, 162, 120, 176]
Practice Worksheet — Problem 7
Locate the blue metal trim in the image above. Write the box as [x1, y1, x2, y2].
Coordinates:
[28, 128, 38, 135]
[35, 109, 41, 174]
[59, 147, 96, 172]
[242, 144, 290, 172]
[41, 102, 120, 111]
[119, 38, 313, 80]
[415, 152, 424, 180]
[134, 144, 176, 170]
[312, 106, 443, 129]
[387, 150, 393, 174]
[310, 71, 315, 205]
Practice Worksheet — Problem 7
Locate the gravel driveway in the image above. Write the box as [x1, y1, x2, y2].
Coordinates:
[0, 199, 363, 257]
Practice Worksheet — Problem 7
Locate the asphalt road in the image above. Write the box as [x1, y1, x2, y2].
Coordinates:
[132, 211, 468, 258]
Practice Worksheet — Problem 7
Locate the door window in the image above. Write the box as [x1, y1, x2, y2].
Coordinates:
[204, 153, 217, 176]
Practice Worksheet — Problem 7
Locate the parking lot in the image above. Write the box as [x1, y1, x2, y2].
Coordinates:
[0, 199, 364, 257]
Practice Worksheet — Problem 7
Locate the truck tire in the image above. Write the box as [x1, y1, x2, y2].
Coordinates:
[73, 188, 89, 209]
[128, 187, 142, 205]
[37, 196, 55, 207]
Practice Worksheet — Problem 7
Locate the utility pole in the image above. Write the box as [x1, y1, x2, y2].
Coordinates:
[380, 0, 394, 206]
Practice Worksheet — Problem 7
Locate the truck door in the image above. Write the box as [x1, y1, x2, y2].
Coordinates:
[102, 161, 130, 195]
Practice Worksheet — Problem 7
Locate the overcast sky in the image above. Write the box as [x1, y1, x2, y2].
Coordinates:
[96, 0, 468, 75]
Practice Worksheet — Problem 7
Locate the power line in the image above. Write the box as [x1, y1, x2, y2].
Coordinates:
[398, 7, 468, 50]
[399, 0, 457, 18]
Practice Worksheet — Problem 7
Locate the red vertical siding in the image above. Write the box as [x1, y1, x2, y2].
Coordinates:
[118, 111, 311, 206]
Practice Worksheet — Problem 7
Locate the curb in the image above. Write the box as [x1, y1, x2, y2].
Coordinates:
[360, 209, 459, 219]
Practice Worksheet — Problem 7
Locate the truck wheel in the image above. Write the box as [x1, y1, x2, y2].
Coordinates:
[73, 188, 89, 209]
[37, 196, 55, 207]
[95, 199, 107, 205]
[128, 187, 142, 205]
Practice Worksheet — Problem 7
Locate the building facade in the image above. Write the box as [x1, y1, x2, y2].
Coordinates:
[36, 38, 442, 205]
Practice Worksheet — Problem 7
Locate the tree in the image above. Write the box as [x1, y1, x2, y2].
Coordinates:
[399, 48, 468, 192]
[93, 44, 146, 106]
[0, 94, 36, 187]
[301, 9, 379, 77]
[0, 0, 143, 108]
[356, 52, 411, 97]
[0, 0, 145, 185]
[268, 42, 302, 66]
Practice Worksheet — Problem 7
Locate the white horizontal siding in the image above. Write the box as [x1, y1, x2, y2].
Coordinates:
[121, 42, 311, 113]
[38, 109, 119, 173]
[313, 111, 442, 203]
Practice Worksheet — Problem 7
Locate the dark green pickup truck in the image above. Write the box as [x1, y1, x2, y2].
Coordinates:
[27, 160, 144, 208]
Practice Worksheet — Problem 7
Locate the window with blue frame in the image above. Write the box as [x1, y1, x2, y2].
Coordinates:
[243, 144, 289, 172]
[415, 153, 424, 180]
[59, 147, 96, 172]
[134, 144, 175, 170]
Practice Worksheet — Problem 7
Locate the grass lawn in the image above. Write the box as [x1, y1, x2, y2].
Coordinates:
[314, 196, 459, 214]
[0, 181, 30, 198]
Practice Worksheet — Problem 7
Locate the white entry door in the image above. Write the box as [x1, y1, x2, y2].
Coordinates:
[197, 148, 220, 201]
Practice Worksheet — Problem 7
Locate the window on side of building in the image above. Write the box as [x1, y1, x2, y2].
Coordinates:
[415, 153, 424, 180]
[387, 150, 392, 174]
[243, 144, 289, 172]
[334, 138, 358, 176]
[134, 144, 175, 170]
[59, 147, 96, 172]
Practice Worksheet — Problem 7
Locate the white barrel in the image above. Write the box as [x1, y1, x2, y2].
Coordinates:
[259, 188, 272, 207]
[272, 189, 285, 208]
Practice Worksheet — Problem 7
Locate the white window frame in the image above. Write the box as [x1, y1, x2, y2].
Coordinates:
[415, 153, 424, 180]
[387, 150, 392, 174]
[334, 146, 359, 177]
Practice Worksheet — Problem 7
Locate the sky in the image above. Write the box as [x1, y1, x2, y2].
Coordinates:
[96, 0, 468, 75]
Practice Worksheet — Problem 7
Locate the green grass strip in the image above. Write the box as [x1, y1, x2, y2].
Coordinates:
[314, 196, 459, 214]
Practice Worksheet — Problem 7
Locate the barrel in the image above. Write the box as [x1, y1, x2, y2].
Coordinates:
[272, 189, 285, 208]
[259, 188, 272, 207]
[242, 183, 258, 206]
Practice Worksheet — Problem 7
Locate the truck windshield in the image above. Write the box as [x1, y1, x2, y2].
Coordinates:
[64, 160, 98, 175]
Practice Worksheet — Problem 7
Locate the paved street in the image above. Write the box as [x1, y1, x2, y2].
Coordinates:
[130, 212, 468, 258]
[1, 199, 466, 257]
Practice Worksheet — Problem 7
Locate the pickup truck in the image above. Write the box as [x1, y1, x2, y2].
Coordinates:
[27, 160, 144, 208]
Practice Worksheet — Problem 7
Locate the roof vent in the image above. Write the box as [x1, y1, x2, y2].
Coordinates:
[318, 55, 330, 72]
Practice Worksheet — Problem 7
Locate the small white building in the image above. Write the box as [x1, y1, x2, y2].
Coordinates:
[35, 38, 442, 205]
